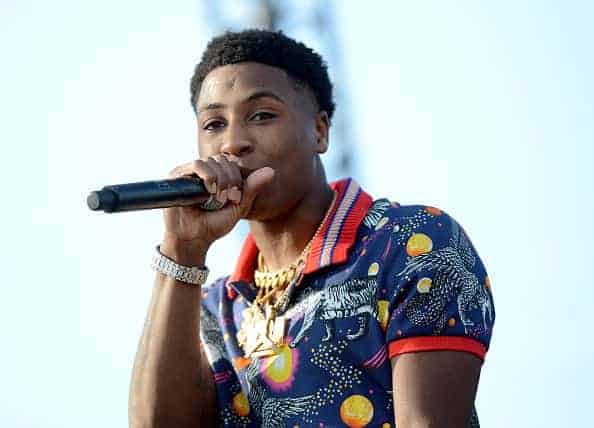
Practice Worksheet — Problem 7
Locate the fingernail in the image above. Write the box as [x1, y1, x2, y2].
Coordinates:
[217, 189, 228, 204]
[210, 182, 217, 194]
[229, 187, 242, 203]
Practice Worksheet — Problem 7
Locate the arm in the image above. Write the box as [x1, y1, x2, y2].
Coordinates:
[128, 244, 217, 428]
[383, 209, 494, 427]
[391, 351, 481, 428]
[127, 158, 274, 427]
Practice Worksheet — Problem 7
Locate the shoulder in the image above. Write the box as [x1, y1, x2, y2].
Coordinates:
[359, 200, 483, 268]
[362, 199, 459, 243]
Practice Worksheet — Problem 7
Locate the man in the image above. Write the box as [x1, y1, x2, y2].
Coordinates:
[129, 30, 495, 427]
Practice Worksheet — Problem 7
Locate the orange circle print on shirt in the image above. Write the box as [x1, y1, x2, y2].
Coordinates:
[340, 394, 374, 428]
[406, 233, 433, 256]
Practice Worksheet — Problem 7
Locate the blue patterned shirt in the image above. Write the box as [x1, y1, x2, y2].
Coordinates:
[199, 178, 494, 427]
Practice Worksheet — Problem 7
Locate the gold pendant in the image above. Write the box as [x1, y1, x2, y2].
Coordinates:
[237, 303, 287, 358]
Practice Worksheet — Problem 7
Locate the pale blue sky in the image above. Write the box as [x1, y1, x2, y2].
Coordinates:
[1, 1, 592, 427]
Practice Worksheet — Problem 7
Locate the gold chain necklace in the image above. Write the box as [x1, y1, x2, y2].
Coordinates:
[237, 191, 337, 358]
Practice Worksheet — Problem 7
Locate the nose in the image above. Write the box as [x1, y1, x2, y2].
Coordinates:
[220, 122, 253, 158]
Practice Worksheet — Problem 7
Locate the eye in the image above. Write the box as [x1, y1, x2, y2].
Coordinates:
[250, 111, 276, 122]
[203, 120, 225, 132]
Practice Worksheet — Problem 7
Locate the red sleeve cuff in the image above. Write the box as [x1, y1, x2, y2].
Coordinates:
[388, 336, 487, 362]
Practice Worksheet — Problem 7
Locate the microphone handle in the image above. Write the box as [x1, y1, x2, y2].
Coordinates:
[87, 177, 210, 213]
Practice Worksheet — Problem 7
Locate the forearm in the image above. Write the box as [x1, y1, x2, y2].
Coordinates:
[128, 271, 216, 427]
[126, 155, 266, 426]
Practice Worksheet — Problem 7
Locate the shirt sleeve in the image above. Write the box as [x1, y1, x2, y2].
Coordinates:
[385, 209, 495, 362]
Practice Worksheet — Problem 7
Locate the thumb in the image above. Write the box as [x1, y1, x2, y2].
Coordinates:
[240, 167, 275, 213]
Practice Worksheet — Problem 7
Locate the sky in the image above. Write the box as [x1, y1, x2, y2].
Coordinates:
[1, 1, 592, 427]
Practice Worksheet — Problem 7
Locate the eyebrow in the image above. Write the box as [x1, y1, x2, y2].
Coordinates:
[198, 90, 286, 114]
[245, 90, 286, 105]
[198, 102, 226, 114]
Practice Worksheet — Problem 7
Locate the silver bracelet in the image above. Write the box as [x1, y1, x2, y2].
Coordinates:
[151, 245, 209, 285]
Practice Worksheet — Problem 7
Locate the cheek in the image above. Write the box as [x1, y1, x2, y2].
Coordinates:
[267, 137, 310, 173]
[270, 123, 313, 158]
[197, 139, 217, 158]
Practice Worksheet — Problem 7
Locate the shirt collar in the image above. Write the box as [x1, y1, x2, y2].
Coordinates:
[228, 178, 373, 285]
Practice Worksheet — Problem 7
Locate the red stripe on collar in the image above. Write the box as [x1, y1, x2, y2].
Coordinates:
[228, 233, 259, 285]
[228, 178, 372, 285]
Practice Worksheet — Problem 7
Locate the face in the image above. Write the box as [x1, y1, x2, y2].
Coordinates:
[195, 62, 329, 219]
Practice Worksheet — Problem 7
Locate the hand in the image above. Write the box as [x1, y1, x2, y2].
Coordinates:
[161, 156, 274, 259]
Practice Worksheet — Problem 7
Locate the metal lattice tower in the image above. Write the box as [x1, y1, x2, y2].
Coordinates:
[199, 0, 355, 177]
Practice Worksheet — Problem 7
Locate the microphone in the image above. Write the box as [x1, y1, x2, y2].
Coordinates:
[87, 177, 211, 213]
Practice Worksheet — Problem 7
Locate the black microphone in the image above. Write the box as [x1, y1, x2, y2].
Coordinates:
[87, 177, 210, 213]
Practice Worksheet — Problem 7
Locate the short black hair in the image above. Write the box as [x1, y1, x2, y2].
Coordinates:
[190, 29, 335, 120]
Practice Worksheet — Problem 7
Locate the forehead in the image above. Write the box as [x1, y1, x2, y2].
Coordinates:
[197, 62, 302, 108]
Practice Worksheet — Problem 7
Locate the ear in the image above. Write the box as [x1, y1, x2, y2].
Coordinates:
[314, 110, 330, 154]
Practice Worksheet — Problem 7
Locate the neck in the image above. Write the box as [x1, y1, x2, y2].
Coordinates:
[249, 179, 334, 272]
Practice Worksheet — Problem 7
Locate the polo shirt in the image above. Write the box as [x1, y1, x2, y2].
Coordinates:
[199, 178, 494, 427]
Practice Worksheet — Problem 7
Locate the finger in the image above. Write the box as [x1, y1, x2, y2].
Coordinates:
[228, 186, 242, 204]
[206, 157, 234, 205]
[216, 156, 243, 204]
[192, 160, 219, 194]
[168, 163, 194, 179]
[169, 161, 218, 194]
[239, 167, 275, 214]
[206, 156, 232, 191]
[218, 156, 243, 188]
